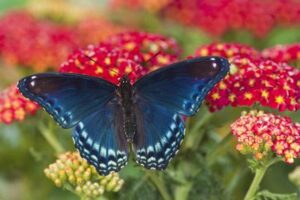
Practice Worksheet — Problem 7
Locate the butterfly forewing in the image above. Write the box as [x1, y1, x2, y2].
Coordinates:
[132, 57, 229, 169]
[18, 73, 117, 128]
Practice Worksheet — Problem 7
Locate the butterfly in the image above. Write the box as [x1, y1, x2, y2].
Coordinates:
[18, 56, 229, 175]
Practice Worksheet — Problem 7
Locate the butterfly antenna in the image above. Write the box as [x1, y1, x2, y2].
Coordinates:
[144, 51, 162, 65]
[82, 53, 121, 77]
[126, 51, 162, 78]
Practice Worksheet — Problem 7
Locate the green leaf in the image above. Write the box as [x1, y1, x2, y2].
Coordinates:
[186, 155, 225, 200]
[254, 190, 298, 200]
[117, 177, 161, 200]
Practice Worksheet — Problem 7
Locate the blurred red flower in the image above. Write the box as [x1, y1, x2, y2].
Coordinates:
[231, 111, 300, 164]
[0, 84, 39, 124]
[110, 0, 172, 12]
[262, 44, 300, 63]
[0, 11, 79, 71]
[0, 11, 129, 71]
[76, 17, 128, 46]
[111, 0, 300, 37]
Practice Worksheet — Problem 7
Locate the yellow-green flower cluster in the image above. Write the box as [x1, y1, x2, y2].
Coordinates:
[44, 151, 124, 199]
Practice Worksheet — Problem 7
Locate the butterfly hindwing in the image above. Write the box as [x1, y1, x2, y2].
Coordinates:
[134, 96, 185, 169]
[133, 57, 229, 168]
[18, 73, 117, 128]
[73, 99, 128, 175]
[133, 57, 230, 116]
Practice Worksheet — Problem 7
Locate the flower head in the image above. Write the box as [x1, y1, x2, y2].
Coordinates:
[206, 56, 300, 112]
[44, 152, 124, 199]
[59, 44, 147, 85]
[104, 32, 180, 70]
[231, 110, 300, 164]
[0, 84, 39, 124]
[195, 43, 259, 59]
[262, 44, 300, 63]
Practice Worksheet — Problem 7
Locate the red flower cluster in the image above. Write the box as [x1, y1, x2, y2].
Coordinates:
[262, 44, 300, 63]
[60, 32, 180, 84]
[59, 45, 147, 85]
[207, 56, 300, 112]
[195, 43, 259, 59]
[104, 32, 180, 70]
[0, 85, 38, 124]
[0, 11, 79, 71]
[231, 111, 300, 164]
[196, 43, 300, 112]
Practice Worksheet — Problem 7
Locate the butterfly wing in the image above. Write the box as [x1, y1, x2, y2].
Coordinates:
[133, 57, 229, 169]
[18, 73, 117, 128]
[73, 99, 128, 175]
[133, 98, 185, 169]
[18, 73, 128, 175]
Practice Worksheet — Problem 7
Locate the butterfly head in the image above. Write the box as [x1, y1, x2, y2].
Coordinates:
[119, 75, 131, 85]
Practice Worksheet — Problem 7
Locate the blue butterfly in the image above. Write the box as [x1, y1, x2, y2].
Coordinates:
[18, 56, 229, 175]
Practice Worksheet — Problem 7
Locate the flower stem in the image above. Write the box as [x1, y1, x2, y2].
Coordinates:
[206, 133, 232, 166]
[244, 165, 267, 200]
[244, 158, 281, 200]
[38, 123, 65, 154]
[146, 171, 172, 200]
[185, 108, 212, 150]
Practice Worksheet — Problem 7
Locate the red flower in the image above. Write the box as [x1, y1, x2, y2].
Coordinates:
[0, 84, 39, 124]
[262, 44, 300, 63]
[195, 43, 259, 60]
[231, 111, 300, 164]
[59, 44, 147, 85]
[104, 32, 181, 70]
[205, 56, 300, 112]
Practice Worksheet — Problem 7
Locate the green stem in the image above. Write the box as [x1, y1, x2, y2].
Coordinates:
[185, 109, 212, 149]
[189, 109, 212, 136]
[146, 171, 172, 200]
[38, 123, 65, 154]
[206, 133, 232, 166]
[244, 158, 281, 200]
[174, 183, 192, 200]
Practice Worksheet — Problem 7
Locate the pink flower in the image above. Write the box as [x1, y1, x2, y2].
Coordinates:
[231, 111, 300, 164]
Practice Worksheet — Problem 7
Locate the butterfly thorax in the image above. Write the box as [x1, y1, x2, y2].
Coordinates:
[117, 75, 137, 142]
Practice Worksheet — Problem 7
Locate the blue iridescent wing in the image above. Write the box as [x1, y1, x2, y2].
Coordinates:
[73, 99, 128, 175]
[18, 73, 128, 175]
[134, 97, 185, 169]
[133, 56, 229, 168]
[18, 73, 117, 128]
